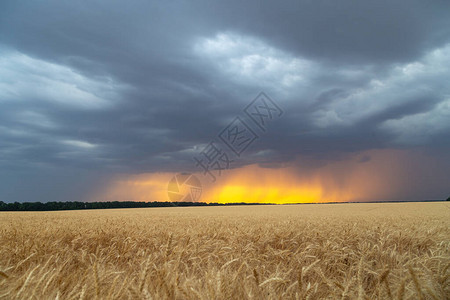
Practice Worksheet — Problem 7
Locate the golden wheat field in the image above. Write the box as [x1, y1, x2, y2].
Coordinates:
[0, 202, 449, 299]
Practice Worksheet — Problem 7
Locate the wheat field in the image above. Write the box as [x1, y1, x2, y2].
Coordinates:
[0, 202, 449, 299]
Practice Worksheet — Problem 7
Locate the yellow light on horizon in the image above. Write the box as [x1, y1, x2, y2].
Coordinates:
[213, 184, 323, 204]
[93, 149, 415, 203]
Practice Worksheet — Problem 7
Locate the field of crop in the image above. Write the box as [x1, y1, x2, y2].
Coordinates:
[0, 202, 449, 299]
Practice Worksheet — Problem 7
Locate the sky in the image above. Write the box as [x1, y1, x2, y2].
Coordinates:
[0, 0, 449, 203]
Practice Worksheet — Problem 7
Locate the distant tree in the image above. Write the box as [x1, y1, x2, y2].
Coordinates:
[447, 196, 450, 201]
[0, 200, 272, 211]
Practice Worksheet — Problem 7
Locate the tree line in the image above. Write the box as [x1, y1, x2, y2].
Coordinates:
[1, 199, 447, 211]
[0, 201, 268, 211]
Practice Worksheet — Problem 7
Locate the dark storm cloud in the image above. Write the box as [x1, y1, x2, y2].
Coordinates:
[0, 0, 449, 201]
[202, 0, 450, 64]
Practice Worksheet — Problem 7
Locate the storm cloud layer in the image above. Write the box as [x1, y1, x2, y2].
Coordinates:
[0, 0, 449, 202]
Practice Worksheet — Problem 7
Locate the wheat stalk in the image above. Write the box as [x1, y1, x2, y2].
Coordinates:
[0, 203, 447, 299]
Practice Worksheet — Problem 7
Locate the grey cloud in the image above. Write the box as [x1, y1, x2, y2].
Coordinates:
[201, 0, 450, 64]
[0, 0, 449, 202]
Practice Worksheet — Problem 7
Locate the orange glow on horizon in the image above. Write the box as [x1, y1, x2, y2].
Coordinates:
[92, 164, 355, 204]
[202, 165, 328, 204]
[91, 149, 434, 204]
[92, 173, 172, 202]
